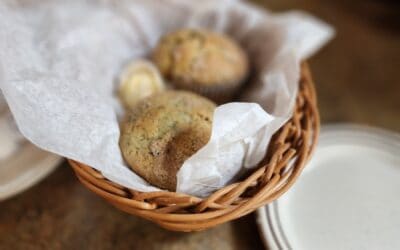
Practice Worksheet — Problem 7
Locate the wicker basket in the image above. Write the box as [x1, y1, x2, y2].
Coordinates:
[69, 62, 319, 232]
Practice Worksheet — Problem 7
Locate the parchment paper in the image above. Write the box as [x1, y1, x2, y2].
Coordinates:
[0, 0, 334, 196]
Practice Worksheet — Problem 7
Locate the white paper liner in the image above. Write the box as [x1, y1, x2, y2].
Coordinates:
[0, 0, 334, 197]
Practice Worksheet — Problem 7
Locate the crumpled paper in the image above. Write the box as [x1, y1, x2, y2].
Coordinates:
[0, 0, 334, 197]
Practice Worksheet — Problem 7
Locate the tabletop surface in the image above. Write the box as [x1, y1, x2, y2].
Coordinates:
[1, 0, 399, 249]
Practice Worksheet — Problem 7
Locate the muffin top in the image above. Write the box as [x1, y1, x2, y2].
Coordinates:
[152, 29, 249, 89]
[119, 90, 216, 191]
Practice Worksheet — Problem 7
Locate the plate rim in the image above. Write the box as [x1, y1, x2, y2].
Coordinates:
[256, 123, 400, 249]
[0, 144, 63, 201]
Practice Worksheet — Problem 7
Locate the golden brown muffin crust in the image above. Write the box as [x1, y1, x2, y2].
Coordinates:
[152, 29, 249, 89]
[119, 90, 216, 191]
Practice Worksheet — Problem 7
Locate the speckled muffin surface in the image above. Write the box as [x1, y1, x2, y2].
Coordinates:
[119, 90, 216, 191]
[152, 29, 249, 101]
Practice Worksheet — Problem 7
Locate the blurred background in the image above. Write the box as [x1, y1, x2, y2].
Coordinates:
[0, 0, 399, 249]
[260, 0, 400, 131]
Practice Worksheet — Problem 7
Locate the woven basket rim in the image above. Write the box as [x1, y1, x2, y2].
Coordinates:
[69, 62, 319, 232]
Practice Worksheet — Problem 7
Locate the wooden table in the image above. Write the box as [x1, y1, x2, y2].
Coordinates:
[1, 1, 399, 249]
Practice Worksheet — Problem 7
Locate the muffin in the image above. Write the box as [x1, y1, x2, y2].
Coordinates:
[118, 60, 165, 110]
[152, 29, 249, 103]
[119, 90, 216, 191]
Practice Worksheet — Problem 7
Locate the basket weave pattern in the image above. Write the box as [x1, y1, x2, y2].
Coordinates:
[69, 63, 319, 232]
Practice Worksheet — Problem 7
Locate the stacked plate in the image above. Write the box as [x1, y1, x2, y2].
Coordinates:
[0, 92, 62, 201]
[257, 125, 400, 249]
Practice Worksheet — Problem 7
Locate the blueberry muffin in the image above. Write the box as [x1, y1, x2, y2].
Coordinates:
[152, 29, 249, 103]
[119, 90, 216, 191]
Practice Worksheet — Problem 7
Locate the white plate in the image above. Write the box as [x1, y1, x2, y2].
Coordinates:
[0, 143, 62, 201]
[0, 97, 63, 201]
[256, 124, 400, 250]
